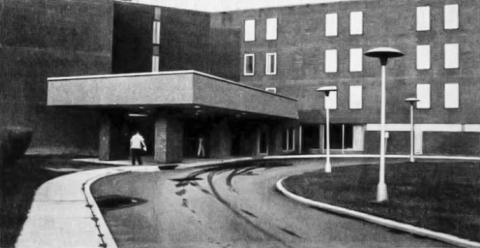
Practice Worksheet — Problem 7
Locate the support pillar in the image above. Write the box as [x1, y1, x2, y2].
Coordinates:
[209, 119, 232, 158]
[154, 116, 183, 163]
[99, 113, 123, 161]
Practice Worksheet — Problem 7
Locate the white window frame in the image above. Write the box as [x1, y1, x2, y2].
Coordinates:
[444, 43, 459, 69]
[325, 49, 338, 73]
[282, 128, 296, 152]
[325, 13, 338, 37]
[416, 84, 431, 109]
[265, 52, 277, 75]
[416, 44, 431, 70]
[244, 19, 255, 41]
[350, 11, 363, 35]
[444, 83, 459, 109]
[153, 21, 161, 44]
[444, 4, 459, 30]
[349, 48, 363, 72]
[151, 55, 159, 72]
[416, 6, 430, 31]
[349, 85, 362, 109]
[266, 18, 277, 40]
[244, 53, 255, 76]
[325, 90, 337, 110]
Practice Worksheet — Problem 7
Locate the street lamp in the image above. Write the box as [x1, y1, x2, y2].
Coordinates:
[316, 86, 337, 173]
[365, 47, 404, 202]
[405, 97, 419, 163]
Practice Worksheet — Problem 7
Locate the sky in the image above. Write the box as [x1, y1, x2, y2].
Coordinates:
[129, 0, 357, 12]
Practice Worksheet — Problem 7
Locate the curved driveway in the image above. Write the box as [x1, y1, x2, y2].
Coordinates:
[92, 159, 452, 248]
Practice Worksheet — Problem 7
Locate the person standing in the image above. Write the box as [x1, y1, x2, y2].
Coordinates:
[130, 131, 146, 165]
[197, 136, 205, 158]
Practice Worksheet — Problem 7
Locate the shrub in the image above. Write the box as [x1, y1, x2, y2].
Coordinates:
[0, 126, 33, 167]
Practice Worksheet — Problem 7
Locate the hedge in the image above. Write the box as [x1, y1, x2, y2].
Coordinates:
[0, 126, 33, 167]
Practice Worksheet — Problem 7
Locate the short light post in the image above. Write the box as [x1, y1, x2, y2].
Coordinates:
[405, 97, 419, 163]
[365, 47, 404, 202]
[316, 86, 337, 173]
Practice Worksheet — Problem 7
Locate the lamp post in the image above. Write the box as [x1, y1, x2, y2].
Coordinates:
[365, 47, 404, 202]
[405, 97, 419, 163]
[316, 86, 337, 173]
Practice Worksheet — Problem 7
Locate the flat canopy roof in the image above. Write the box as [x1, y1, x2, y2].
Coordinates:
[47, 70, 298, 119]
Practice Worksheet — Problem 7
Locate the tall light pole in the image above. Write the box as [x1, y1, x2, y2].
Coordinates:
[316, 86, 337, 173]
[365, 47, 404, 202]
[405, 97, 419, 163]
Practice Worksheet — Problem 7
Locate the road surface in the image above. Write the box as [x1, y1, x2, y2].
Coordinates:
[91, 158, 452, 248]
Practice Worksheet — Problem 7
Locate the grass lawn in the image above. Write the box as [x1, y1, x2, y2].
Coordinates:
[0, 155, 107, 248]
[283, 161, 480, 242]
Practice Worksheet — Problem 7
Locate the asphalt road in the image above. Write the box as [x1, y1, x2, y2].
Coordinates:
[91, 158, 453, 248]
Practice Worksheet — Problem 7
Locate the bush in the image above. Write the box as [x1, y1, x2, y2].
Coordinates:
[0, 126, 33, 167]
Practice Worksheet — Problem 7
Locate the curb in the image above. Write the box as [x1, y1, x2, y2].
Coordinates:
[276, 177, 480, 248]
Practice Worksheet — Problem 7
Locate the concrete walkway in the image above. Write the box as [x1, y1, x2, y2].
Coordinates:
[15, 155, 480, 248]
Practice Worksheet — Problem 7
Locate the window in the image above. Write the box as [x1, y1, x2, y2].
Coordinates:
[282, 128, 295, 151]
[416, 6, 430, 31]
[416, 84, 431, 109]
[444, 83, 459, 109]
[416, 45, 431, 70]
[265, 87, 277, 93]
[152, 56, 159, 72]
[244, 19, 255, 41]
[444, 43, 459, 69]
[325, 13, 338, 37]
[266, 18, 277, 40]
[349, 85, 362, 109]
[244, 54, 255, 76]
[350, 11, 363, 35]
[349, 48, 363, 72]
[154, 7, 161, 20]
[153, 21, 161, 44]
[444, 4, 459, 30]
[265, 53, 277, 75]
[324, 124, 353, 150]
[325, 90, 337, 109]
[325, 49, 337, 73]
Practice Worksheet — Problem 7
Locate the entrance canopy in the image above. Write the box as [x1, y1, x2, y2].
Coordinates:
[47, 70, 298, 119]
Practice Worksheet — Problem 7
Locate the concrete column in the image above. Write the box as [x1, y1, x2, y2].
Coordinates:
[209, 120, 232, 158]
[98, 114, 123, 161]
[269, 124, 283, 155]
[154, 116, 183, 163]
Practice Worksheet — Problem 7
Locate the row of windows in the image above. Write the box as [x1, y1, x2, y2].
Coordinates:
[244, 43, 460, 75]
[244, 3, 460, 41]
[152, 7, 162, 72]
[244, 18, 277, 41]
[416, 4, 459, 31]
[321, 83, 460, 110]
[416, 43, 459, 70]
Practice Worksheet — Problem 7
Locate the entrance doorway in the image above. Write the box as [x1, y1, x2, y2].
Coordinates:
[258, 129, 268, 155]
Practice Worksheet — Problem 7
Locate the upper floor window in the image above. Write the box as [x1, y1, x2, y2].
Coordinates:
[416, 44, 431, 70]
[325, 13, 338, 37]
[325, 49, 337, 73]
[244, 53, 255, 76]
[325, 90, 337, 109]
[152, 55, 159, 72]
[265, 52, 277, 75]
[416, 6, 430, 31]
[349, 85, 362, 109]
[154, 7, 161, 20]
[244, 19, 255, 41]
[266, 18, 277, 40]
[349, 48, 363, 72]
[444, 43, 459, 69]
[444, 4, 459, 30]
[444, 83, 459, 109]
[416, 84, 431, 109]
[350, 11, 363, 35]
[153, 21, 161, 44]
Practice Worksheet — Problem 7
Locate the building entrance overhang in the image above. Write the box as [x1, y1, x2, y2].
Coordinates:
[47, 70, 298, 120]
